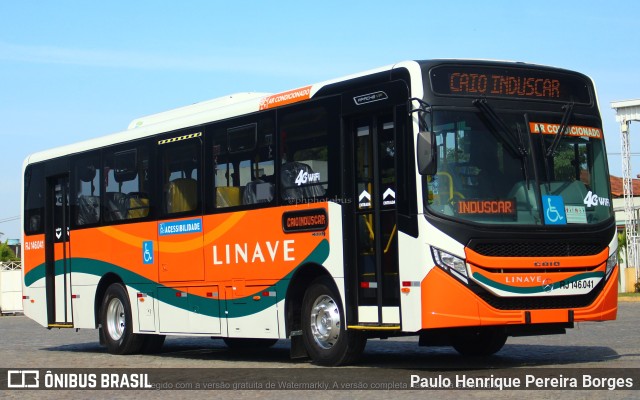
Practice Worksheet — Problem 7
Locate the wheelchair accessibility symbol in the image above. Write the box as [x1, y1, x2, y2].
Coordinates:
[143, 240, 154, 264]
[542, 195, 567, 225]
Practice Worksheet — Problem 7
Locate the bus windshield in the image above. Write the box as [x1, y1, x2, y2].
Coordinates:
[424, 108, 613, 226]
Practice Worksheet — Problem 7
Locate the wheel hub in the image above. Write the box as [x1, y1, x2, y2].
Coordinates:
[309, 294, 341, 349]
[106, 297, 125, 341]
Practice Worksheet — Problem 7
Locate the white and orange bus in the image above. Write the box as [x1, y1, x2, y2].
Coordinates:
[22, 60, 618, 365]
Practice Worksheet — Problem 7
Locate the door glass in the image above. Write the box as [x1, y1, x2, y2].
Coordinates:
[378, 117, 399, 307]
[53, 179, 70, 242]
[47, 175, 72, 325]
[379, 120, 396, 209]
[353, 114, 401, 312]
[355, 120, 377, 305]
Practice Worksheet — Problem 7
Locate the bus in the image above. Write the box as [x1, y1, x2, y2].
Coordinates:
[21, 60, 618, 366]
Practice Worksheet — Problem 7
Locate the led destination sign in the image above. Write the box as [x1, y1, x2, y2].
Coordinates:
[457, 199, 517, 216]
[282, 208, 328, 233]
[430, 65, 591, 104]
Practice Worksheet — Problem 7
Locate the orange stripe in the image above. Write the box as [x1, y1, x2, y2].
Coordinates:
[97, 212, 246, 253]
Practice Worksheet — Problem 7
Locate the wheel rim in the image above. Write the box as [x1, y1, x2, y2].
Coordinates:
[309, 294, 341, 349]
[106, 297, 125, 341]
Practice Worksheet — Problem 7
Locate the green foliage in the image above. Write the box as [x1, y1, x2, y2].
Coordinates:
[0, 240, 18, 262]
[618, 231, 627, 264]
[552, 142, 587, 181]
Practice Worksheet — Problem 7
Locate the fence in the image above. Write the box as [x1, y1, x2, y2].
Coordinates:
[0, 261, 23, 314]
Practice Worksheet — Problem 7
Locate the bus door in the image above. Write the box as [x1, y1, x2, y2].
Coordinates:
[45, 174, 73, 327]
[157, 133, 204, 283]
[349, 111, 401, 326]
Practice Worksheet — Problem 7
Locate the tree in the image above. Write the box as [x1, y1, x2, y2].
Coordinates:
[618, 230, 627, 266]
[0, 240, 18, 262]
[552, 142, 587, 182]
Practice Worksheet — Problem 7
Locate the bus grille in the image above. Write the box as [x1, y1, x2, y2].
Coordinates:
[471, 280, 605, 310]
[470, 242, 604, 257]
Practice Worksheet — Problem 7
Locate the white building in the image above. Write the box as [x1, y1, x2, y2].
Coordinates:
[611, 175, 640, 292]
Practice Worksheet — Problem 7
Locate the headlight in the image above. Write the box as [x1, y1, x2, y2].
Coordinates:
[606, 252, 617, 279]
[431, 247, 469, 284]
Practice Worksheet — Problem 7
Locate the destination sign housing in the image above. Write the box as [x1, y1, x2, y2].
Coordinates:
[430, 65, 591, 104]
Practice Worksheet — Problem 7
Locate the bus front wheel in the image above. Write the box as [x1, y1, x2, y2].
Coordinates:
[301, 277, 366, 366]
[100, 283, 144, 355]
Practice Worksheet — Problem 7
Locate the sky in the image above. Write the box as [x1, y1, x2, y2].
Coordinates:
[1, 0, 640, 240]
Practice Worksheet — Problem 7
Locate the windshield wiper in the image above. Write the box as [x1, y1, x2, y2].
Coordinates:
[473, 98, 527, 159]
[473, 98, 531, 187]
[545, 102, 574, 158]
[473, 98, 532, 190]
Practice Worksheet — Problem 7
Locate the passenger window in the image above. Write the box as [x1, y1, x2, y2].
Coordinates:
[104, 145, 151, 222]
[74, 153, 101, 226]
[212, 116, 275, 208]
[228, 124, 257, 153]
[279, 105, 330, 203]
[24, 164, 45, 235]
[160, 133, 201, 215]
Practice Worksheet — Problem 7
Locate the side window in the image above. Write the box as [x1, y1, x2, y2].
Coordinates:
[160, 133, 201, 215]
[24, 164, 45, 235]
[212, 115, 275, 208]
[279, 105, 330, 204]
[103, 144, 151, 222]
[73, 153, 101, 226]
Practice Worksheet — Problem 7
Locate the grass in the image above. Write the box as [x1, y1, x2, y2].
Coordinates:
[618, 292, 640, 298]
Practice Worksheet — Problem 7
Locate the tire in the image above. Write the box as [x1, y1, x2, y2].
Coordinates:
[301, 277, 366, 366]
[223, 338, 278, 350]
[450, 327, 507, 356]
[100, 283, 144, 355]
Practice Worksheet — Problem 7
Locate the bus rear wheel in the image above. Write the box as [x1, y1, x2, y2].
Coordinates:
[100, 283, 144, 355]
[450, 327, 507, 356]
[301, 277, 366, 366]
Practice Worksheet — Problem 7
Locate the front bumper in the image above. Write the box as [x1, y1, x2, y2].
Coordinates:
[420, 264, 618, 329]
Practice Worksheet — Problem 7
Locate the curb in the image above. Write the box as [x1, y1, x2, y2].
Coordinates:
[618, 296, 640, 302]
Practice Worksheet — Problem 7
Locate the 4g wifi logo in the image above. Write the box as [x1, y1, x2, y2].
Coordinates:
[295, 170, 321, 186]
[583, 191, 610, 208]
[7, 370, 40, 388]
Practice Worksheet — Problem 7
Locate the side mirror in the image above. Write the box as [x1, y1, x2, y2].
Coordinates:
[417, 130, 437, 175]
[409, 97, 436, 175]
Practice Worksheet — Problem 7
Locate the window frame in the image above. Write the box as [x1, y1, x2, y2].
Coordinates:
[205, 112, 276, 212]
[71, 150, 102, 228]
[157, 130, 203, 218]
[102, 141, 154, 225]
